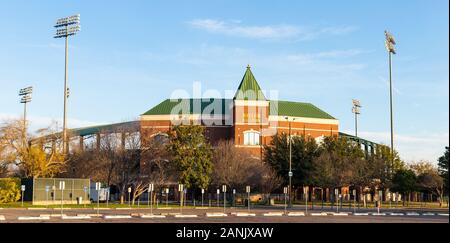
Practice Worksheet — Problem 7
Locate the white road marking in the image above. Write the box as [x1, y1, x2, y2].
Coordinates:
[287, 212, 305, 216]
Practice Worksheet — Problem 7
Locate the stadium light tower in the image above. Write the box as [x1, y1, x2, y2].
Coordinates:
[385, 30, 396, 171]
[352, 99, 361, 137]
[54, 14, 80, 153]
[19, 86, 33, 140]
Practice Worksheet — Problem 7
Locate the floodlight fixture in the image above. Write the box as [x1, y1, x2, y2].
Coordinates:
[385, 30, 396, 54]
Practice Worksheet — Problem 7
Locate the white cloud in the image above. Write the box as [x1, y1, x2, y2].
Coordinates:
[187, 19, 357, 40]
[343, 130, 449, 163]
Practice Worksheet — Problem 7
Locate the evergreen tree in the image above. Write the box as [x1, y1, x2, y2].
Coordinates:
[168, 125, 213, 189]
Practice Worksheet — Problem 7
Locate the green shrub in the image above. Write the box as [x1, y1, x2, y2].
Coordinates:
[0, 178, 21, 203]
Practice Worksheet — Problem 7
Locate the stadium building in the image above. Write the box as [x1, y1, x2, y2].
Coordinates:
[68, 66, 377, 159]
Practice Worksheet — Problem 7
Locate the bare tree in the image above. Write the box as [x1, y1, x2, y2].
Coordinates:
[0, 119, 66, 178]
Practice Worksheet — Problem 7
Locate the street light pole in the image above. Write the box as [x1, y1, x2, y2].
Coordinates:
[385, 30, 397, 175]
[285, 117, 295, 208]
[54, 14, 80, 154]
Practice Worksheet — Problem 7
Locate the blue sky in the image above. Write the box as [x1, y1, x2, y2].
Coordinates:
[0, 0, 448, 163]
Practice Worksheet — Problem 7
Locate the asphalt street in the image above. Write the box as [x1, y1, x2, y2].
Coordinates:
[0, 206, 448, 223]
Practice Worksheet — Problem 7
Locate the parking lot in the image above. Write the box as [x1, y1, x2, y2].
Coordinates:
[0, 207, 448, 223]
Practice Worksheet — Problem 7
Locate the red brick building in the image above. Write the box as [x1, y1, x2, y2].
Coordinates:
[140, 66, 339, 157]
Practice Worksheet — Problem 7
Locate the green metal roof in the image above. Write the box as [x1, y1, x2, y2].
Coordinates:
[339, 132, 379, 147]
[69, 121, 140, 137]
[142, 99, 233, 116]
[270, 100, 336, 120]
[143, 99, 336, 120]
[233, 66, 267, 101]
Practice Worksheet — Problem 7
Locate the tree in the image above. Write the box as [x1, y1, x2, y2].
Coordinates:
[417, 171, 444, 206]
[212, 140, 261, 189]
[411, 160, 445, 206]
[212, 140, 281, 201]
[391, 169, 417, 206]
[264, 134, 320, 187]
[168, 125, 213, 190]
[0, 119, 66, 178]
[0, 178, 21, 203]
[438, 147, 449, 195]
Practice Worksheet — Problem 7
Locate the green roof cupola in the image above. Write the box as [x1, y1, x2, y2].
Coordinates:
[233, 65, 267, 101]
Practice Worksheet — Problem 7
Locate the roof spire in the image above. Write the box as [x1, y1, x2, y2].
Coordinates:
[234, 65, 266, 101]
[247, 64, 251, 69]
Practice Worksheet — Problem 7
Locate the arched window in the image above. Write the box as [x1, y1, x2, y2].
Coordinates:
[243, 130, 260, 146]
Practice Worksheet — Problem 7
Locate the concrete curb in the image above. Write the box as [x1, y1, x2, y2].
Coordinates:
[263, 212, 284, 217]
[18, 216, 50, 220]
[174, 214, 198, 218]
[0, 215, 5, 221]
[206, 213, 228, 217]
[438, 213, 449, 216]
[62, 215, 91, 220]
[311, 212, 328, 216]
[287, 212, 305, 217]
[77, 214, 103, 217]
[406, 212, 420, 216]
[353, 213, 370, 216]
[104, 215, 133, 219]
[140, 214, 166, 219]
[387, 213, 404, 216]
[234, 212, 256, 217]
[422, 213, 435, 216]
[40, 214, 66, 217]
[115, 208, 132, 210]
[331, 213, 349, 216]
[371, 213, 387, 216]
[27, 208, 47, 210]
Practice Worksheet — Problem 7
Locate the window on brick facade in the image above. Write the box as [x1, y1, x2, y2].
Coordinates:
[243, 131, 260, 145]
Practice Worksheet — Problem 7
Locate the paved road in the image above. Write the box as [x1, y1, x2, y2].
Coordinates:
[0, 207, 448, 223]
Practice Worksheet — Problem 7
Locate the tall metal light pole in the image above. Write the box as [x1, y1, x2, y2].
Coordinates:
[284, 116, 295, 208]
[385, 30, 397, 173]
[352, 99, 361, 137]
[19, 86, 33, 142]
[54, 14, 80, 154]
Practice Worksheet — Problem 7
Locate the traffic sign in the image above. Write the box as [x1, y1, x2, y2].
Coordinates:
[222, 185, 227, 193]
[21, 185, 25, 191]
[59, 181, 65, 190]
[148, 183, 154, 192]
[95, 182, 101, 191]
[246, 186, 251, 193]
